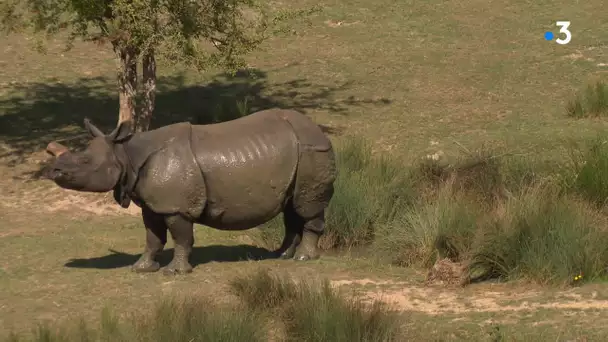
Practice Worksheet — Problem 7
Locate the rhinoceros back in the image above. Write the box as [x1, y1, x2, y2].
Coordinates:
[190, 111, 299, 229]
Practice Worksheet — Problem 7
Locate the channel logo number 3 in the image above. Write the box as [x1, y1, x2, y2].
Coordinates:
[555, 21, 572, 45]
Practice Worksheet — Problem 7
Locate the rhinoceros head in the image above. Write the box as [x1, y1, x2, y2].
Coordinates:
[45, 119, 133, 193]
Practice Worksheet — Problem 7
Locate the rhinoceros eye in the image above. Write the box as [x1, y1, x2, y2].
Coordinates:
[80, 156, 92, 164]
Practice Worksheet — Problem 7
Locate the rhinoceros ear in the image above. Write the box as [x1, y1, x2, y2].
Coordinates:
[108, 120, 134, 143]
[84, 118, 105, 138]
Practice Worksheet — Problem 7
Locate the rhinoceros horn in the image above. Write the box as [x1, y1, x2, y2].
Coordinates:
[46, 141, 69, 157]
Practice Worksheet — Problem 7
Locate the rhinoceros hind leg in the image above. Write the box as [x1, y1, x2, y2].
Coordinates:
[163, 214, 194, 275]
[289, 147, 334, 261]
[274, 205, 303, 259]
[293, 211, 325, 261]
[132, 207, 167, 273]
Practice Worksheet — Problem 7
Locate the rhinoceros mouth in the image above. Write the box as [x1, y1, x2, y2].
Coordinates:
[46, 167, 73, 183]
[47, 168, 64, 180]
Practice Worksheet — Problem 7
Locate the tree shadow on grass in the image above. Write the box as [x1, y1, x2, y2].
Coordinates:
[64, 245, 277, 270]
[0, 68, 391, 172]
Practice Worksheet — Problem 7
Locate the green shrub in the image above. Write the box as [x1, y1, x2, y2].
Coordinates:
[566, 80, 608, 118]
[321, 138, 415, 249]
[283, 286, 399, 342]
[414, 147, 506, 204]
[494, 154, 531, 187]
[229, 268, 301, 311]
[335, 136, 372, 173]
[230, 270, 402, 342]
[570, 138, 608, 206]
[468, 184, 608, 284]
[373, 185, 481, 268]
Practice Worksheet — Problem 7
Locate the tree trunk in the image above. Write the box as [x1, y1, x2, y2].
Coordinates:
[116, 45, 138, 127]
[138, 49, 156, 132]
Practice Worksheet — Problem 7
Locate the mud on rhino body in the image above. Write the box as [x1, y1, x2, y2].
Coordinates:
[46, 108, 336, 275]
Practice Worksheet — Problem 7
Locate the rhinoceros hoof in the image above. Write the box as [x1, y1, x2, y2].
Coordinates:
[277, 250, 296, 259]
[293, 253, 320, 261]
[131, 260, 161, 273]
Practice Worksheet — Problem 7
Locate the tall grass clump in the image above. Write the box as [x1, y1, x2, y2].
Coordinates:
[230, 270, 402, 342]
[7, 298, 264, 342]
[372, 147, 511, 268]
[414, 147, 506, 203]
[321, 137, 415, 249]
[567, 80, 608, 118]
[5, 320, 95, 342]
[229, 269, 300, 311]
[373, 184, 481, 268]
[569, 138, 608, 207]
[468, 184, 608, 284]
[132, 298, 264, 342]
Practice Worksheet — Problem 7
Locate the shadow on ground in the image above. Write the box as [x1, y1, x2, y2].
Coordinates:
[0, 68, 391, 169]
[64, 245, 276, 270]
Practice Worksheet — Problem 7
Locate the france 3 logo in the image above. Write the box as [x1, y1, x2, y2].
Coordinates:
[544, 21, 572, 45]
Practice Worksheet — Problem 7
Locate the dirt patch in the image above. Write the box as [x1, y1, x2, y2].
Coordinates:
[0, 148, 140, 218]
[425, 258, 467, 286]
[43, 191, 141, 216]
[324, 20, 361, 28]
[331, 278, 608, 315]
[332, 278, 398, 287]
[0, 184, 140, 217]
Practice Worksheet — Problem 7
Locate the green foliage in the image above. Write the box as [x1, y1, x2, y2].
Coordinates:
[1, 0, 318, 129]
[375, 175, 608, 285]
[414, 147, 506, 204]
[321, 138, 416, 249]
[570, 138, 608, 206]
[230, 270, 402, 342]
[468, 185, 608, 284]
[374, 186, 481, 268]
[1, 0, 319, 72]
[370, 145, 608, 285]
[567, 80, 608, 118]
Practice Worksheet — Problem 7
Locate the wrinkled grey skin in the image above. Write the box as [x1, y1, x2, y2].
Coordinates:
[46, 108, 336, 275]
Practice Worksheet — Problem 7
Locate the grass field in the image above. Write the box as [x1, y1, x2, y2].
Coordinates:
[1, 0, 608, 340]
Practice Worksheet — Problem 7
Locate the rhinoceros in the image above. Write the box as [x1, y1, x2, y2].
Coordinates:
[45, 108, 336, 275]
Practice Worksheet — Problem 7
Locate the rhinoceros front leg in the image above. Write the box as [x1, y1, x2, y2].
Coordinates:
[163, 214, 194, 275]
[132, 207, 167, 273]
